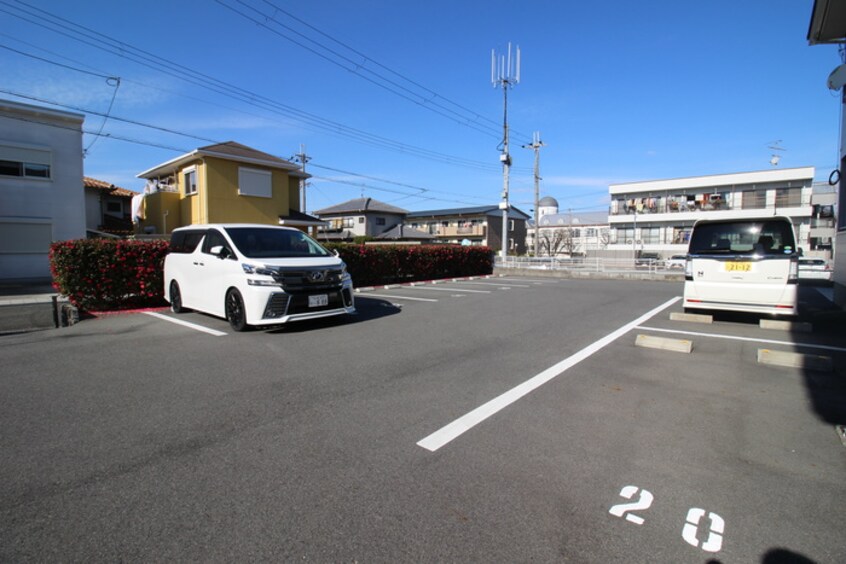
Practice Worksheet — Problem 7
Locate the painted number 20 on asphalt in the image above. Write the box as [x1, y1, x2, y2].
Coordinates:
[609, 485, 725, 553]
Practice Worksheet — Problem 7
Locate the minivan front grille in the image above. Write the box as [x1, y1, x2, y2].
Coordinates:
[273, 268, 344, 292]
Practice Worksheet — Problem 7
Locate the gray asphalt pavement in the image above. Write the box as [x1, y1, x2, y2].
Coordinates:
[1, 277, 844, 562]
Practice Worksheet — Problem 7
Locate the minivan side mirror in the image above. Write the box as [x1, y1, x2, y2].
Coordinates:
[210, 245, 232, 259]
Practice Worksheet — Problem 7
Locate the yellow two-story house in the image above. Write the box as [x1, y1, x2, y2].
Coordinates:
[135, 141, 319, 234]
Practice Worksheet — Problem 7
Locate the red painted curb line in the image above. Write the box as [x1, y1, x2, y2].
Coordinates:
[86, 306, 169, 317]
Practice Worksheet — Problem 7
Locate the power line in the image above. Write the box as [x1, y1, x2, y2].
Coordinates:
[1, 113, 191, 152]
[309, 162, 491, 203]
[0, 42, 114, 80]
[255, 0, 529, 139]
[1, 97, 501, 209]
[0, 88, 222, 144]
[0, 0, 531, 173]
[309, 175, 486, 207]
[216, 0, 531, 143]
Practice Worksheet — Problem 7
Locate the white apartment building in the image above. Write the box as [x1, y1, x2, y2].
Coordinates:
[0, 99, 86, 283]
[608, 167, 818, 259]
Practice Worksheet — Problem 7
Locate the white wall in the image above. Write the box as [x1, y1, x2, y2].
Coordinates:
[0, 100, 85, 282]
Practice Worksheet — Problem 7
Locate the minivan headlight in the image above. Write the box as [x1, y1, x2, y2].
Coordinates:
[243, 263, 280, 286]
[242, 263, 277, 276]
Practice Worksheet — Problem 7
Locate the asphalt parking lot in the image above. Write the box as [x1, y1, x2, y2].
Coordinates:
[1, 276, 844, 562]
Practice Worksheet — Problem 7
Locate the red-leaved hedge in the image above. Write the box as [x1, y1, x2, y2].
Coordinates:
[326, 244, 494, 287]
[49, 239, 493, 311]
[50, 239, 169, 311]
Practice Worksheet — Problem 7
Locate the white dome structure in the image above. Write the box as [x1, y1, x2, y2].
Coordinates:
[538, 196, 559, 218]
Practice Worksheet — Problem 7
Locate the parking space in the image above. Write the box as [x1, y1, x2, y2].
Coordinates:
[1, 276, 843, 561]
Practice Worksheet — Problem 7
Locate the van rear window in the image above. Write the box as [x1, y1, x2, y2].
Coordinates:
[688, 219, 796, 257]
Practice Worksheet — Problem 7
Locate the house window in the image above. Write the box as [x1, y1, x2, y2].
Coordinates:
[509, 220, 515, 231]
[238, 167, 272, 198]
[376, 217, 386, 226]
[184, 168, 197, 195]
[672, 227, 692, 244]
[343, 218, 354, 228]
[106, 202, 122, 214]
[775, 187, 801, 208]
[642, 227, 660, 244]
[741, 190, 766, 210]
[358, 217, 365, 224]
[0, 144, 52, 179]
[615, 227, 635, 244]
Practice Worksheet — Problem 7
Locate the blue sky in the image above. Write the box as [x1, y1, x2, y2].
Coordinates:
[0, 0, 841, 215]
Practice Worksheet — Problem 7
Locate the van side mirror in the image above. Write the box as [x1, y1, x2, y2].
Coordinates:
[210, 245, 232, 259]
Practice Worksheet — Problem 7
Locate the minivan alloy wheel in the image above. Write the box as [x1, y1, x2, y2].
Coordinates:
[170, 281, 186, 314]
[226, 288, 249, 332]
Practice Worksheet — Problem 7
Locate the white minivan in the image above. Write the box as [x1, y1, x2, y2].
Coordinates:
[164, 224, 355, 331]
[683, 216, 799, 316]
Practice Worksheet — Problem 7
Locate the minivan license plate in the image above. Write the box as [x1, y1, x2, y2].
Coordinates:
[308, 294, 329, 307]
[725, 262, 751, 272]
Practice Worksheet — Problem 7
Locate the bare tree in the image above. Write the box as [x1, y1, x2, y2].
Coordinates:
[539, 228, 570, 257]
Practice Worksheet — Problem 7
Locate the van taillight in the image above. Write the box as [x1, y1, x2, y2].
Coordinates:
[684, 258, 693, 280]
[788, 259, 798, 283]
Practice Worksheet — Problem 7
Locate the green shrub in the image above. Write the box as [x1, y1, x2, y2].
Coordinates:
[49, 239, 169, 311]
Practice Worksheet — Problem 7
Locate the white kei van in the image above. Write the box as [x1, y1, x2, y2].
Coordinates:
[164, 224, 355, 331]
[683, 216, 799, 316]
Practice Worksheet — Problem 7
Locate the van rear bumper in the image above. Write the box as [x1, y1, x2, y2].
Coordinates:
[683, 283, 798, 316]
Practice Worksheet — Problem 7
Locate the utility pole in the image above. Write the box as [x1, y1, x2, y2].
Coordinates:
[523, 131, 545, 256]
[492, 43, 520, 259]
[291, 144, 311, 234]
[291, 144, 311, 213]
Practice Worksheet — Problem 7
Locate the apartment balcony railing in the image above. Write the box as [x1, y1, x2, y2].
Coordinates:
[609, 199, 808, 216]
[431, 226, 486, 237]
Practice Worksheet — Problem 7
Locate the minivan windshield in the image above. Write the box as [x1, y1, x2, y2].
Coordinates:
[224, 227, 331, 259]
[688, 219, 796, 257]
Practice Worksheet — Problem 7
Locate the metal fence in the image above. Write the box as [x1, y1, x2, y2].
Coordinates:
[495, 255, 681, 274]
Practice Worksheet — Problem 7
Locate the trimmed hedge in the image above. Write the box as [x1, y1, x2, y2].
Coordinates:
[50, 239, 169, 311]
[326, 244, 494, 288]
[49, 239, 493, 311]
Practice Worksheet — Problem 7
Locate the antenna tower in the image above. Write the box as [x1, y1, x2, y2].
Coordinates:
[492, 42, 520, 259]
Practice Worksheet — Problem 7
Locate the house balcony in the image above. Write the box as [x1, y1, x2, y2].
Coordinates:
[432, 225, 486, 237]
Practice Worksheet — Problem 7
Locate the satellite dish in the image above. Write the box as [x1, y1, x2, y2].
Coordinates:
[770, 155, 781, 166]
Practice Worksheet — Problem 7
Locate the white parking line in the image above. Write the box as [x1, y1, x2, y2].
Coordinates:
[411, 286, 491, 294]
[496, 278, 562, 283]
[637, 325, 846, 353]
[454, 281, 531, 288]
[143, 312, 228, 336]
[362, 293, 438, 302]
[417, 296, 681, 452]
